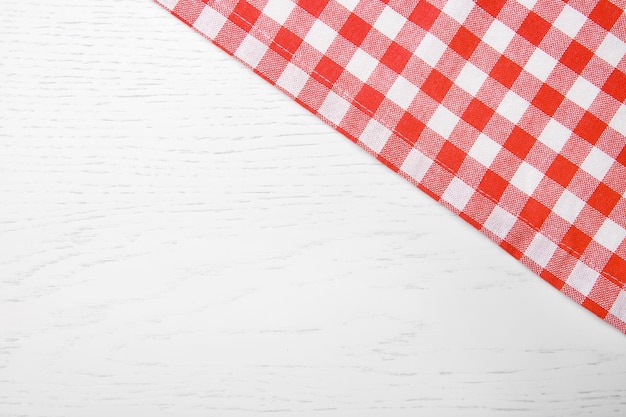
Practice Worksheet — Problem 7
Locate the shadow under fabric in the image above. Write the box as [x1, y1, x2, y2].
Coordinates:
[153, 0, 626, 333]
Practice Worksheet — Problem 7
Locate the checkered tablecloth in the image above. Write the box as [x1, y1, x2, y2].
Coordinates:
[154, 0, 626, 333]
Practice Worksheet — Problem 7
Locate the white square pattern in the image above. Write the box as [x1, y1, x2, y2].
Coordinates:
[525, 48, 558, 82]
[511, 161, 544, 196]
[276, 63, 309, 96]
[193, 6, 227, 39]
[442, 0, 474, 24]
[538, 119, 571, 153]
[610, 105, 626, 136]
[594, 218, 626, 252]
[455, 62, 488, 95]
[304, 20, 337, 54]
[525, 233, 558, 268]
[360, 119, 391, 153]
[482, 19, 516, 54]
[595, 32, 626, 67]
[553, 5, 587, 37]
[387, 76, 419, 109]
[497, 90, 530, 123]
[567, 77, 600, 110]
[427, 105, 459, 138]
[610, 291, 626, 322]
[374, 6, 406, 40]
[468, 133, 502, 168]
[567, 261, 597, 296]
[345, 48, 379, 82]
[401, 149, 433, 183]
[160, 0, 178, 8]
[318, 91, 351, 125]
[581, 147, 613, 181]
[517, 0, 538, 8]
[553, 189, 586, 223]
[262, 0, 296, 25]
[415, 33, 447, 67]
[484, 206, 517, 239]
[442, 177, 475, 211]
[235, 35, 267, 68]
[335, 0, 359, 11]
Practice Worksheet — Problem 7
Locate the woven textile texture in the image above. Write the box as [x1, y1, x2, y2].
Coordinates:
[155, 0, 626, 333]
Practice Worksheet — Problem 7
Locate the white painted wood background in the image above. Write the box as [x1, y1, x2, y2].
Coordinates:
[1, 1, 625, 415]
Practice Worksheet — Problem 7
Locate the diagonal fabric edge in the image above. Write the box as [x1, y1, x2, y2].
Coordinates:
[153, 0, 626, 333]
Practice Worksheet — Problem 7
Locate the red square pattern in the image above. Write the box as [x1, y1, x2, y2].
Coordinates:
[618, 146, 626, 167]
[532, 84, 564, 116]
[381, 42, 412, 74]
[395, 112, 425, 145]
[475, 0, 507, 18]
[574, 112, 607, 145]
[504, 127, 536, 160]
[298, 0, 329, 18]
[490, 56, 523, 88]
[602, 69, 626, 103]
[159, 0, 626, 333]
[421, 70, 453, 102]
[462, 99, 494, 131]
[271, 27, 303, 60]
[588, 183, 621, 216]
[589, 0, 623, 31]
[478, 170, 509, 201]
[340, 13, 372, 47]
[449, 26, 481, 59]
[409, 1, 440, 30]
[437, 142, 466, 174]
[562, 226, 593, 255]
[560, 41, 594, 74]
[520, 198, 551, 229]
[355, 84, 385, 115]
[230, 0, 261, 31]
[582, 297, 609, 319]
[312, 56, 343, 88]
[517, 11, 551, 46]
[546, 155, 578, 187]
[603, 255, 626, 286]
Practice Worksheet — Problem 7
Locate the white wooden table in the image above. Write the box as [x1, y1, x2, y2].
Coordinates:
[1, 1, 625, 415]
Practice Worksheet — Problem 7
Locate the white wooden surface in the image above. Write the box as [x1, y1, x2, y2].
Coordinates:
[1, 1, 625, 415]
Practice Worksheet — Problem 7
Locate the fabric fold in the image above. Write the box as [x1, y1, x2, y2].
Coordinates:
[154, 0, 626, 333]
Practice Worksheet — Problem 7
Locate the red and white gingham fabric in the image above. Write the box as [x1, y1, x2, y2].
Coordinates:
[155, 0, 626, 332]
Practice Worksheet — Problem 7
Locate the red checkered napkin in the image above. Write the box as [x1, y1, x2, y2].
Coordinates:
[155, 0, 626, 332]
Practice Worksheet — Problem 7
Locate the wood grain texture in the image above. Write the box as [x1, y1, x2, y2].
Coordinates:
[1, 1, 625, 415]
